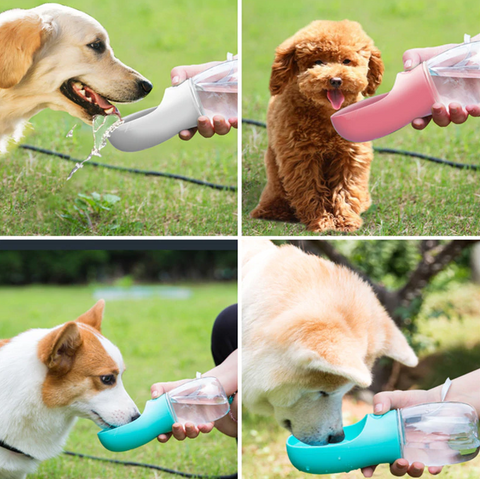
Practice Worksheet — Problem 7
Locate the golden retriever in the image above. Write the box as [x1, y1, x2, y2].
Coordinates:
[250, 20, 384, 232]
[0, 3, 153, 152]
[242, 239, 418, 445]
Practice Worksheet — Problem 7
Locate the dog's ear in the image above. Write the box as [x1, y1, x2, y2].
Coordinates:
[0, 13, 53, 89]
[308, 346, 373, 388]
[242, 239, 276, 270]
[271, 312, 374, 388]
[75, 300, 105, 332]
[380, 313, 418, 367]
[38, 322, 83, 376]
[270, 39, 298, 96]
[363, 46, 384, 96]
[0, 339, 10, 348]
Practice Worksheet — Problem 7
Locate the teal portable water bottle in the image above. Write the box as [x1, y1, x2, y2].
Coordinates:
[287, 402, 480, 474]
[98, 376, 229, 452]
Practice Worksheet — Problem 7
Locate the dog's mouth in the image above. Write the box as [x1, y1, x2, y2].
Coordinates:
[91, 410, 116, 430]
[326, 89, 345, 110]
[60, 79, 121, 120]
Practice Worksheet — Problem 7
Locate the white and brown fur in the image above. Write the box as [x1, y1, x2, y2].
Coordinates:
[0, 300, 139, 479]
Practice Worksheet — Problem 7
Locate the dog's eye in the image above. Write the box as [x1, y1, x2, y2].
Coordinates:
[343, 59, 351, 65]
[319, 391, 329, 397]
[100, 375, 116, 386]
[314, 60, 325, 66]
[87, 41, 106, 54]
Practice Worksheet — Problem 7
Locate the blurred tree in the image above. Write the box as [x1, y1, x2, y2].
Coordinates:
[290, 239, 478, 392]
[0, 250, 237, 285]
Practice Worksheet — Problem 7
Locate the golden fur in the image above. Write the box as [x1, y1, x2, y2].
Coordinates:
[0, 3, 152, 153]
[251, 20, 384, 232]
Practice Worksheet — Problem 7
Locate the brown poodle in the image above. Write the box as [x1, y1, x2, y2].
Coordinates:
[250, 20, 384, 232]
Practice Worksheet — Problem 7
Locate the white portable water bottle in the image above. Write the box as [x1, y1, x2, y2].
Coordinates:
[108, 58, 238, 152]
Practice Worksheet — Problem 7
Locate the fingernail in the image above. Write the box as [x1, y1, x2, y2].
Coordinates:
[374, 403, 383, 414]
[404, 59, 412, 69]
[152, 390, 159, 398]
[172, 76, 180, 85]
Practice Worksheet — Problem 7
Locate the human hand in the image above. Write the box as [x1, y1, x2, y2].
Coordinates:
[170, 62, 238, 140]
[361, 389, 443, 477]
[150, 380, 214, 443]
[403, 43, 480, 129]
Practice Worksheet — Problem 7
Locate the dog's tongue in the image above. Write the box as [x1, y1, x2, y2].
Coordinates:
[327, 89, 345, 110]
[84, 85, 114, 110]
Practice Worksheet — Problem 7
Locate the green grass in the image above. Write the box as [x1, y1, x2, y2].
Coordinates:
[1, 0, 237, 236]
[242, 0, 480, 236]
[242, 282, 480, 479]
[0, 283, 237, 478]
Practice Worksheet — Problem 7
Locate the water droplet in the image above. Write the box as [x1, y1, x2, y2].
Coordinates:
[66, 124, 77, 138]
[67, 114, 123, 181]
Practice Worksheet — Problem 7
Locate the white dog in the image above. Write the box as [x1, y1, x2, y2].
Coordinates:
[0, 3, 152, 152]
[242, 240, 418, 445]
[0, 300, 139, 479]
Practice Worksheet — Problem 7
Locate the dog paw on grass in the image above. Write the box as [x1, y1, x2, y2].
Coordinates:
[59, 192, 121, 232]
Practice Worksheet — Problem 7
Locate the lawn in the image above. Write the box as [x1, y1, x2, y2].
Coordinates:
[242, 0, 480, 236]
[0, 0, 237, 236]
[242, 282, 480, 479]
[0, 283, 238, 478]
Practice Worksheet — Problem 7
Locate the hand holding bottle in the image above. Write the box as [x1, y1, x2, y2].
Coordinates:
[170, 60, 238, 140]
[362, 369, 480, 477]
[151, 350, 238, 443]
[403, 35, 480, 129]
[150, 380, 215, 442]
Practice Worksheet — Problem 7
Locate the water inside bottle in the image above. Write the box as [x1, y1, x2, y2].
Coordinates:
[196, 83, 237, 121]
[170, 395, 229, 425]
[400, 402, 480, 466]
[429, 70, 480, 109]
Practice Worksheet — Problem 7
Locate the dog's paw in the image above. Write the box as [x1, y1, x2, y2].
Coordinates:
[359, 194, 372, 213]
[305, 214, 336, 232]
[333, 214, 363, 232]
[250, 201, 299, 223]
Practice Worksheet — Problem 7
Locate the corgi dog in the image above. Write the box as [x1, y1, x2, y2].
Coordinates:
[0, 300, 139, 479]
[242, 239, 418, 445]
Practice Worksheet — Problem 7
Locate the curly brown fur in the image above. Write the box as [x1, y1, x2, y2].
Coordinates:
[251, 20, 384, 232]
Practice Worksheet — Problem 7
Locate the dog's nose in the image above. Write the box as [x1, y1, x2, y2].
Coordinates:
[327, 430, 345, 444]
[130, 412, 141, 423]
[329, 77, 342, 88]
[139, 80, 153, 94]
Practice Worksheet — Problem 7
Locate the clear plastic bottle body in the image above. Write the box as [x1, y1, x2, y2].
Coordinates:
[166, 376, 230, 425]
[427, 41, 480, 108]
[192, 59, 238, 120]
[399, 402, 480, 466]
